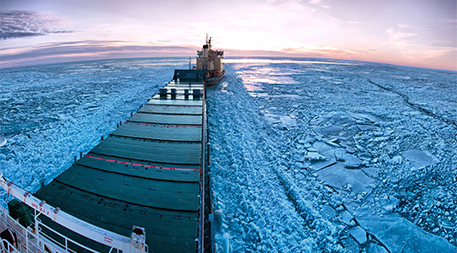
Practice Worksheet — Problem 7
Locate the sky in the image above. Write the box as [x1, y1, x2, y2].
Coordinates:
[1, 0, 456, 71]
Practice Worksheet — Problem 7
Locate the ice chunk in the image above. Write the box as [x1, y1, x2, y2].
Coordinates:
[350, 112, 380, 123]
[310, 157, 336, 171]
[332, 148, 347, 161]
[299, 137, 315, 144]
[310, 117, 322, 126]
[321, 204, 337, 219]
[362, 167, 378, 178]
[345, 146, 355, 153]
[340, 210, 354, 225]
[366, 242, 389, 253]
[316, 164, 373, 194]
[390, 155, 403, 164]
[256, 217, 266, 228]
[343, 154, 363, 168]
[357, 125, 378, 131]
[313, 141, 333, 154]
[214, 210, 224, 233]
[316, 163, 344, 179]
[358, 217, 457, 253]
[214, 233, 230, 253]
[279, 115, 297, 128]
[349, 226, 367, 244]
[319, 147, 344, 159]
[401, 149, 439, 169]
[0, 137, 6, 147]
[306, 151, 326, 161]
[58, 114, 73, 120]
[341, 236, 360, 252]
[380, 196, 399, 214]
[316, 125, 343, 136]
[349, 170, 373, 186]
[373, 136, 389, 142]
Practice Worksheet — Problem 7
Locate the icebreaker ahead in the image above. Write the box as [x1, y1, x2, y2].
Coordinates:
[174, 34, 225, 87]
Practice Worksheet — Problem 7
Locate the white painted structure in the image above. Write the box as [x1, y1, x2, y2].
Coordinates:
[195, 35, 224, 74]
[0, 173, 147, 253]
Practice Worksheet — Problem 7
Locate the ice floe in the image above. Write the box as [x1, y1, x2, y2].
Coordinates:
[401, 149, 440, 169]
[358, 217, 457, 253]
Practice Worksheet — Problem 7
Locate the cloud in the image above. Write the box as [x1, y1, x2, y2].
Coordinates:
[386, 26, 418, 48]
[0, 40, 196, 68]
[387, 28, 417, 40]
[0, 10, 72, 40]
[281, 46, 358, 58]
[309, 0, 329, 9]
[225, 46, 359, 60]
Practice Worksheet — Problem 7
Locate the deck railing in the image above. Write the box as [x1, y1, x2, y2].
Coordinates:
[0, 205, 43, 252]
[0, 174, 147, 253]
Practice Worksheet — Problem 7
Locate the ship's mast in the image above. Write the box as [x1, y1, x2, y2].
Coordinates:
[205, 33, 212, 49]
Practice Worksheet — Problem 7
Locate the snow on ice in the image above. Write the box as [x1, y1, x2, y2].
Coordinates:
[209, 59, 457, 252]
[0, 58, 187, 192]
[1, 57, 456, 252]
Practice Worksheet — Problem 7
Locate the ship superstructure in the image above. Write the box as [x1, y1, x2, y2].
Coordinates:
[193, 35, 225, 86]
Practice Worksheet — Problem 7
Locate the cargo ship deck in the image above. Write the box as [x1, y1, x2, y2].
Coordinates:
[33, 79, 209, 252]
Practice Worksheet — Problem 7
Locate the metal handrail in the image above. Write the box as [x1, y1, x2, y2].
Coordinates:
[1, 238, 18, 253]
[0, 174, 147, 253]
[0, 206, 42, 252]
[36, 217, 103, 253]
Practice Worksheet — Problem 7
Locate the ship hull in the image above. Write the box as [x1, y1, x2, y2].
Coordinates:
[207, 73, 225, 86]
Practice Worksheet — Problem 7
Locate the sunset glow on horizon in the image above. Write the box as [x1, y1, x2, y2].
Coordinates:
[1, 0, 456, 71]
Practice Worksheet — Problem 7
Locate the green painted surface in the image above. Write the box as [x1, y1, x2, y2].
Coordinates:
[128, 112, 202, 125]
[34, 80, 205, 252]
[138, 104, 202, 115]
[112, 123, 202, 142]
[35, 183, 198, 252]
[77, 155, 201, 182]
[91, 136, 201, 165]
[147, 99, 203, 106]
[54, 165, 199, 211]
[82, 153, 201, 170]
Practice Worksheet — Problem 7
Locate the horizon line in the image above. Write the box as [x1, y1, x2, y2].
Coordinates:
[1, 54, 456, 73]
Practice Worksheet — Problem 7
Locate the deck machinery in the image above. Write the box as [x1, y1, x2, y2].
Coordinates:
[0, 70, 214, 252]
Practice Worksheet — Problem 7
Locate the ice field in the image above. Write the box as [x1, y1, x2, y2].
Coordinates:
[1, 57, 456, 252]
[0, 58, 186, 190]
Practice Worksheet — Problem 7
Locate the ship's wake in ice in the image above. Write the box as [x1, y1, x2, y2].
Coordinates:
[208, 60, 457, 252]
